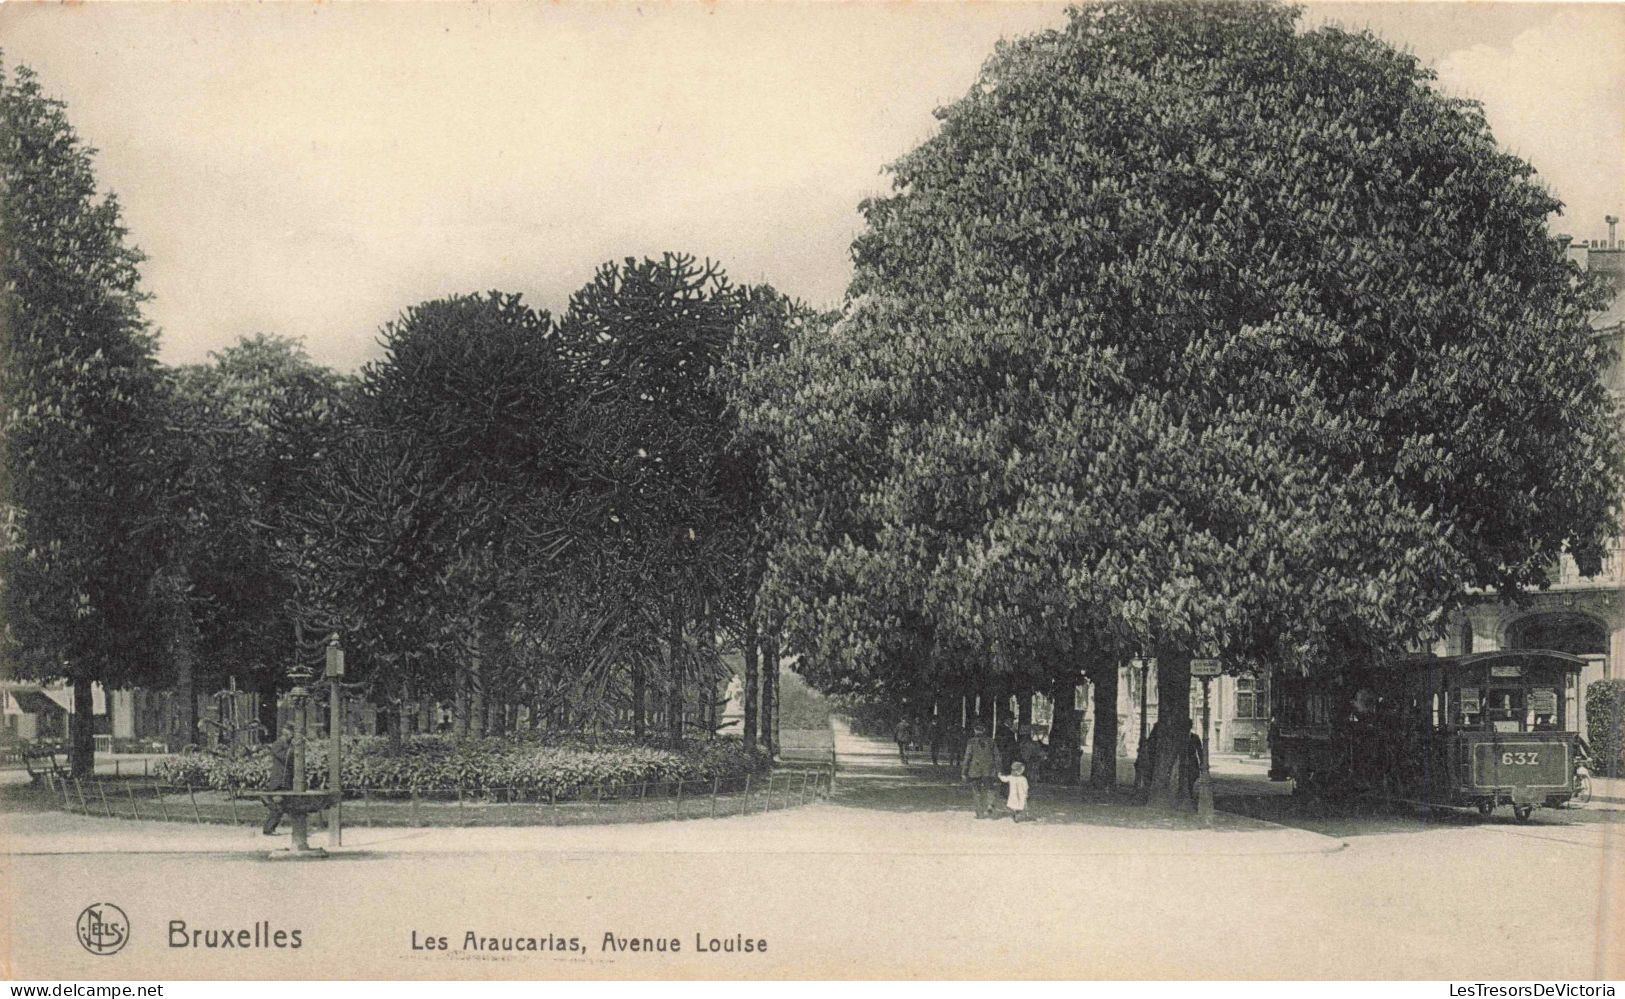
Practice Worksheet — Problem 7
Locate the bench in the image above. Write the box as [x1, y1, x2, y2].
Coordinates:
[21, 749, 68, 788]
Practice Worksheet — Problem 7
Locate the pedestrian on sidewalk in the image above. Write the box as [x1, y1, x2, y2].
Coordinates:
[1184, 723, 1206, 805]
[895, 717, 914, 766]
[261, 722, 295, 836]
[998, 761, 1034, 822]
[961, 723, 1001, 818]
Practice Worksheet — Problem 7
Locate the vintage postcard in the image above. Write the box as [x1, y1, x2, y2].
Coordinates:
[1, 0, 1622, 982]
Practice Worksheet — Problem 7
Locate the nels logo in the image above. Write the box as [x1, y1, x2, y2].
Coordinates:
[76, 903, 130, 956]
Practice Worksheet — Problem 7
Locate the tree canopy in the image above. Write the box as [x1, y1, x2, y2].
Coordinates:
[0, 60, 167, 774]
[747, 1, 1624, 802]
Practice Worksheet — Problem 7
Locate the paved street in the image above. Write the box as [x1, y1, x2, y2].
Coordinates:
[2, 725, 1621, 980]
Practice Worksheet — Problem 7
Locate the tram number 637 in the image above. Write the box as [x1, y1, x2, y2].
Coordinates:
[1501, 751, 1539, 766]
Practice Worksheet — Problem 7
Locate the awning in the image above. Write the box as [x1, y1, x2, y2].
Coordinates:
[8, 689, 66, 715]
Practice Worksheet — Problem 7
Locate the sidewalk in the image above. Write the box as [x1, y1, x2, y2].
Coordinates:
[0, 721, 1344, 858]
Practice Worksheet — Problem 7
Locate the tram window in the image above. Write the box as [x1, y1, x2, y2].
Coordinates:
[1456, 687, 1481, 728]
[1530, 687, 1558, 731]
[1487, 688, 1525, 733]
[1431, 693, 1440, 728]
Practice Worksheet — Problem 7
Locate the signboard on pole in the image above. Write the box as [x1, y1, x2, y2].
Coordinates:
[325, 642, 345, 678]
[1190, 659, 1222, 677]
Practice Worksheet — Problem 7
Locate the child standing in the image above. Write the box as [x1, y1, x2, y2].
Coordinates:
[997, 761, 1034, 822]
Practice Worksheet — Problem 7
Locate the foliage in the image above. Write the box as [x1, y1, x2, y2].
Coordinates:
[287, 292, 590, 715]
[0, 60, 167, 774]
[151, 735, 771, 795]
[1585, 679, 1625, 777]
[747, 1, 1623, 758]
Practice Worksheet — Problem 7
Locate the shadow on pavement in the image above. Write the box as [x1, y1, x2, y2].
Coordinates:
[1216, 790, 1625, 838]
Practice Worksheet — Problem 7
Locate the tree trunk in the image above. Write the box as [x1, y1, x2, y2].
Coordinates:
[1149, 646, 1194, 810]
[388, 678, 407, 754]
[632, 661, 646, 739]
[1018, 691, 1033, 730]
[1049, 672, 1080, 784]
[69, 676, 96, 778]
[667, 597, 685, 750]
[469, 641, 485, 739]
[455, 676, 469, 739]
[159, 564, 201, 752]
[1089, 661, 1119, 787]
[761, 634, 778, 757]
[743, 616, 759, 752]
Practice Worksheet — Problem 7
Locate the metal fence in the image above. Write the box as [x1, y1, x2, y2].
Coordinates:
[41, 762, 837, 828]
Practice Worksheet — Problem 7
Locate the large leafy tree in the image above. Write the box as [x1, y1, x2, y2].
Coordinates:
[289, 292, 590, 742]
[0, 60, 168, 776]
[751, 1, 1623, 806]
[150, 335, 346, 747]
[555, 255, 749, 747]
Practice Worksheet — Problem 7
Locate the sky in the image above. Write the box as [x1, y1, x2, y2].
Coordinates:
[1, 1, 1621, 373]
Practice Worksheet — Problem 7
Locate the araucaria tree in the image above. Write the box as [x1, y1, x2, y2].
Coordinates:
[0, 61, 168, 776]
[750, 1, 1622, 806]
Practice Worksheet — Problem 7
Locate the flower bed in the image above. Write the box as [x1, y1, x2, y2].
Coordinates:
[151, 736, 771, 796]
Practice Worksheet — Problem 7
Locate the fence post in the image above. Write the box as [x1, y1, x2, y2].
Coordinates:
[640, 780, 648, 819]
[800, 771, 810, 805]
[96, 780, 114, 818]
[674, 779, 684, 820]
[114, 759, 120, 778]
[152, 783, 170, 822]
[186, 782, 202, 824]
[229, 788, 243, 825]
[743, 773, 752, 815]
[710, 776, 719, 819]
[124, 782, 141, 821]
[73, 778, 88, 814]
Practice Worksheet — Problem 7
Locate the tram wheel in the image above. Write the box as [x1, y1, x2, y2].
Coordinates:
[1476, 800, 1495, 816]
[1513, 804, 1534, 823]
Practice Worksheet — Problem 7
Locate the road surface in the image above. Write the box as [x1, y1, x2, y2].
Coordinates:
[1, 724, 1619, 980]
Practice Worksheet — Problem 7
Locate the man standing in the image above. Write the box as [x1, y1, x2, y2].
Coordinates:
[261, 722, 295, 836]
[961, 723, 1001, 818]
[894, 716, 913, 766]
[1183, 723, 1206, 806]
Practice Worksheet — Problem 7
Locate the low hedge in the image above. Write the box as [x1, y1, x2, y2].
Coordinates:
[1586, 679, 1625, 777]
[151, 735, 771, 795]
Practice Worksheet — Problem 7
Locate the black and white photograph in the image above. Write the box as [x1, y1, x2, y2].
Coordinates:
[0, 0, 1621, 983]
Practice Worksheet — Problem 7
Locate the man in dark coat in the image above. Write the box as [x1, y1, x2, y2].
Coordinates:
[1183, 724, 1206, 805]
[961, 723, 1002, 818]
[994, 718, 1019, 773]
[261, 722, 295, 836]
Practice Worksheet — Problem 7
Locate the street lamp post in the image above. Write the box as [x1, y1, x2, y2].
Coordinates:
[286, 658, 316, 853]
[326, 634, 345, 848]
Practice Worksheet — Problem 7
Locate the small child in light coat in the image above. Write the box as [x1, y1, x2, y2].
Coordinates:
[998, 761, 1035, 822]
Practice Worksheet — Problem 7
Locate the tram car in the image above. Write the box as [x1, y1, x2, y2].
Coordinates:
[1268, 649, 1585, 821]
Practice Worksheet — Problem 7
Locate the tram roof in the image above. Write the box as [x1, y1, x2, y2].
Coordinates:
[1391, 649, 1589, 671]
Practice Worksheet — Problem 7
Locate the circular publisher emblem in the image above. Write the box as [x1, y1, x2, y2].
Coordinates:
[76, 903, 129, 956]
